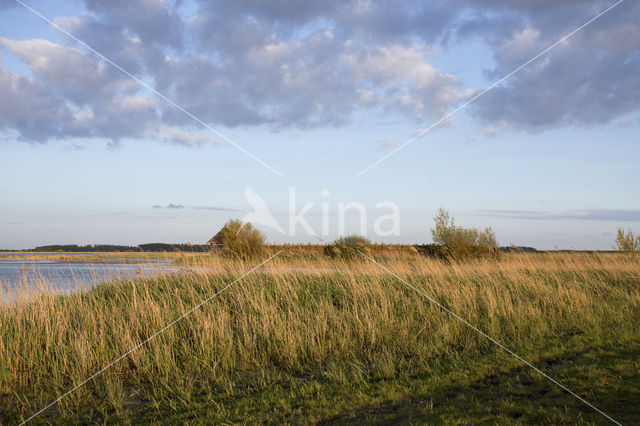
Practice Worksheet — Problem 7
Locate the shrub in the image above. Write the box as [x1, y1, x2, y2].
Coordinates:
[218, 219, 266, 258]
[616, 228, 640, 255]
[431, 209, 498, 260]
[325, 235, 372, 260]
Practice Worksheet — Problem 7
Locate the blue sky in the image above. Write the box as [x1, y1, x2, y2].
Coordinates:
[1, 0, 639, 250]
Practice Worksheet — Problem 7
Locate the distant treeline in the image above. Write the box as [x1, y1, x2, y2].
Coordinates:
[31, 244, 210, 252]
[499, 246, 538, 252]
[137, 243, 210, 252]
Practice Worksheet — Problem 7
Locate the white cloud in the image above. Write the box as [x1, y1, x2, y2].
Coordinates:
[344, 44, 463, 118]
[0, 0, 638, 144]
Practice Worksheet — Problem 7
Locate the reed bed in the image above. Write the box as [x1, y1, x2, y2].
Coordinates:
[1, 252, 638, 423]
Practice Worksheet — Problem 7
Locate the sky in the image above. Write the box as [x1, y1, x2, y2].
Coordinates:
[0, 0, 639, 250]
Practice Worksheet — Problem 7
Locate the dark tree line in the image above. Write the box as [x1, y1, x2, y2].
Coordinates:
[137, 243, 210, 252]
[30, 243, 210, 252]
[498, 246, 538, 252]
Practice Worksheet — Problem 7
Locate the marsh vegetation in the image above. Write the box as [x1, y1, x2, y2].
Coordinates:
[1, 250, 638, 424]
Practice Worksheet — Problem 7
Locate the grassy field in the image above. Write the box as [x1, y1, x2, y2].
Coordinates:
[1, 251, 639, 424]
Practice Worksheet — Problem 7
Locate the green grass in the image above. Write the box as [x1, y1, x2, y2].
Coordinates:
[20, 337, 640, 424]
[1, 252, 638, 424]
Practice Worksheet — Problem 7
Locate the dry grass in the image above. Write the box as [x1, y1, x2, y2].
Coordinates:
[1, 251, 638, 423]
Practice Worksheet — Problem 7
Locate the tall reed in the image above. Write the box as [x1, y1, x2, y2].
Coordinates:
[1, 252, 638, 421]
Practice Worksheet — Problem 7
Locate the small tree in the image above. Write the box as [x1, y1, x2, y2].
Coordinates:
[325, 235, 372, 260]
[616, 227, 640, 255]
[218, 219, 266, 258]
[430, 209, 498, 259]
[477, 227, 498, 249]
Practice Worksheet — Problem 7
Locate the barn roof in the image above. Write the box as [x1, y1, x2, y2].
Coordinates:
[207, 229, 224, 245]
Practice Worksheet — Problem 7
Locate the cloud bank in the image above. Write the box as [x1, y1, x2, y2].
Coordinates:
[0, 0, 638, 144]
[476, 209, 640, 221]
[152, 203, 184, 209]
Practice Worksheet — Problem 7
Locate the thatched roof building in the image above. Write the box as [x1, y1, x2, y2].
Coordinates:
[207, 230, 224, 248]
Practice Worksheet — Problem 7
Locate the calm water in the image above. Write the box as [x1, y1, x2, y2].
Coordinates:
[0, 259, 179, 303]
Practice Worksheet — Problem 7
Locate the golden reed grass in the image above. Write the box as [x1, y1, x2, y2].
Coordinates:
[1, 251, 638, 419]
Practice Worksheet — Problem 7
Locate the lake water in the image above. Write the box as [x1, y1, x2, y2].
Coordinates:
[0, 259, 180, 303]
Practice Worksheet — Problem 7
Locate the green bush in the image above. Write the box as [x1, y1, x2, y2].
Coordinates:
[616, 227, 640, 255]
[218, 219, 266, 258]
[431, 209, 498, 260]
[325, 235, 372, 260]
